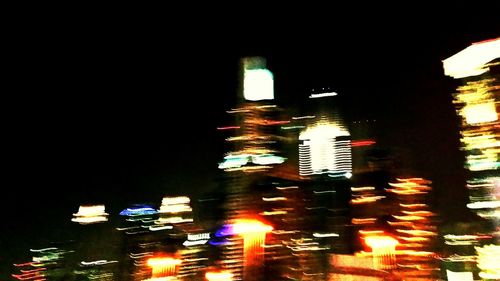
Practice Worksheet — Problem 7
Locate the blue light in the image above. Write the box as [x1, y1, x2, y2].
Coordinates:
[218, 155, 249, 169]
[209, 239, 230, 246]
[215, 224, 234, 237]
[119, 205, 157, 216]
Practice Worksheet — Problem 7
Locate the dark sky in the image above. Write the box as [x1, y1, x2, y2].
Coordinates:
[2, 8, 499, 275]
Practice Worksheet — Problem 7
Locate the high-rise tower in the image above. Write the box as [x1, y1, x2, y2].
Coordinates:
[218, 57, 286, 219]
[217, 57, 286, 280]
[442, 37, 499, 280]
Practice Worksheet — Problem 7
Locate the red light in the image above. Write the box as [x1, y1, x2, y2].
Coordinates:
[264, 120, 290, 125]
[217, 126, 240, 130]
[351, 140, 376, 147]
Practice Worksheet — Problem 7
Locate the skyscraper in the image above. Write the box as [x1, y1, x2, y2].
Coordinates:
[298, 119, 352, 178]
[442, 37, 499, 280]
[282, 90, 355, 281]
[217, 57, 286, 280]
[298, 91, 352, 179]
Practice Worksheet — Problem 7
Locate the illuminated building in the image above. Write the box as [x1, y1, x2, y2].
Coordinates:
[70, 203, 120, 279]
[72, 204, 108, 224]
[440, 228, 491, 280]
[218, 57, 286, 217]
[281, 89, 354, 280]
[116, 198, 205, 281]
[234, 219, 273, 273]
[177, 231, 210, 280]
[299, 118, 352, 178]
[157, 196, 194, 225]
[216, 57, 286, 280]
[298, 90, 352, 178]
[443, 37, 499, 279]
[117, 204, 163, 281]
[443, 38, 499, 219]
[155, 196, 210, 280]
[242, 57, 274, 101]
[118, 199, 200, 281]
[215, 219, 273, 281]
[386, 178, 439, 280]
[350, 178, 439, 280]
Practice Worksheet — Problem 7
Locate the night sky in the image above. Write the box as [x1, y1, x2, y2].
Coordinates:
[2, 8, 499, 276]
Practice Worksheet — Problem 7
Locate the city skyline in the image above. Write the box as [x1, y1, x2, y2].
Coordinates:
[2, 12, 499, 279]
[9, 28, 496, 205]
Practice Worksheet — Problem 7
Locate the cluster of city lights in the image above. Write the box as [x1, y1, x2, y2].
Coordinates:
[12, 247, 74, 281]
[10, 39, 500, 281]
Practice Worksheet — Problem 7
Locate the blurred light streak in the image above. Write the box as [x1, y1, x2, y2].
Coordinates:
[359, 230, 384, 236]
[446, 270, 474, 281]
[351, 196, 385, 204]
[466, 200, 500, 209]
[443, 37, 500, 78]
[292, 115, 315, 120]
[205, 270, 234, 281]
[262, 196, 287, 201]
[71, 205, 108, 224]
[351, 186, 375, 192]
[351, 140, 376, 147]
[217, 126, 240, 130]
[352, 218, 377, 225]
[80, 260, 117, 266]
[475, 244, 500, 279]
[309, 92, 337, 98]
[147, 257, 181, 278]
[364, 235, 398, 270]
[119, 205, 157, 216]
[313, 232, 339, 238]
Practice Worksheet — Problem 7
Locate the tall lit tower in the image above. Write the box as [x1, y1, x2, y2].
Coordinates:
[217, 219, 273, 278]
[305, 91, 353, 247]
[298, 90, 352, 179]
[443, 37, 500, 280]
[217, 57, 286, 280]
[218, 57, 286, 218]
